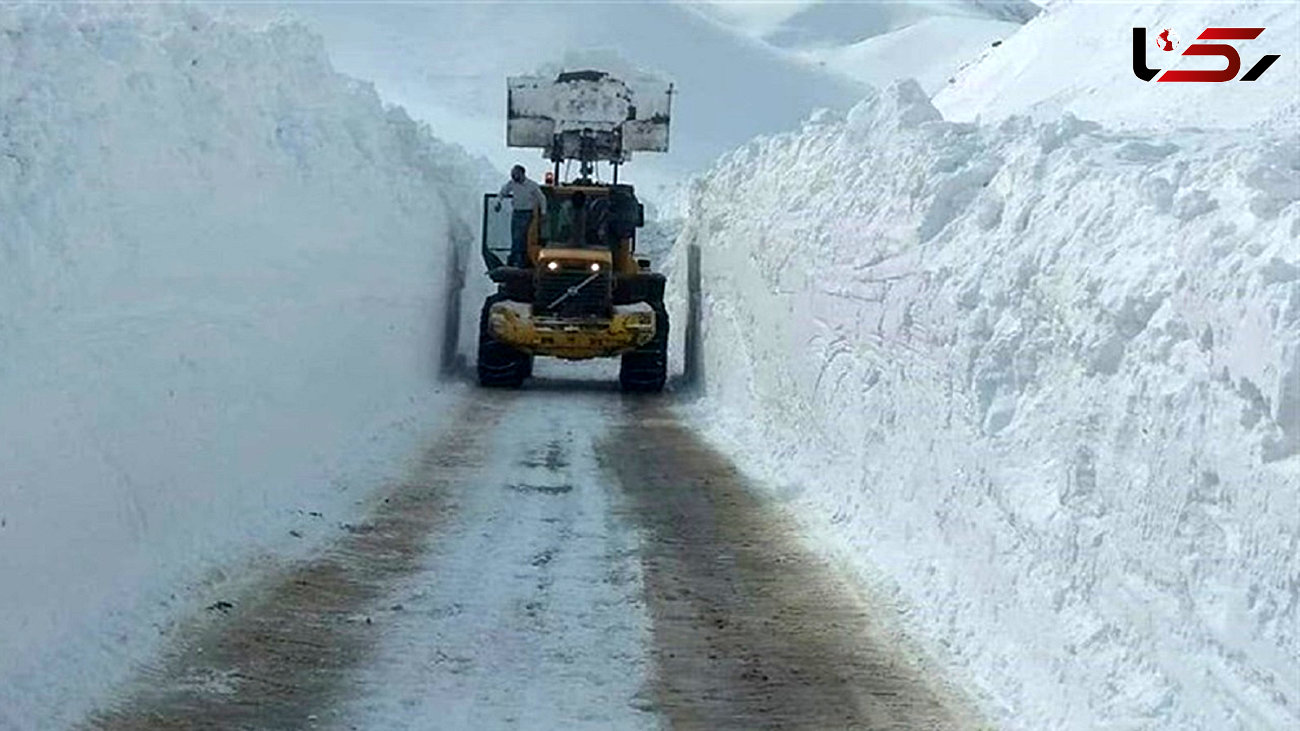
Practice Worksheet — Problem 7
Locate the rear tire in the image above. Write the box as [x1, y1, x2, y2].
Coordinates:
[477, 294, 529, 388]
[620, 304, 668, 393]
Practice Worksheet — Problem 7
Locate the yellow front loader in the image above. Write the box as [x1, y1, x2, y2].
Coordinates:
[476, 70, 673, 392]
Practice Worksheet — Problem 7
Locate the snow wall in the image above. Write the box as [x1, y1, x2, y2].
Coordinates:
[672, 80, 1299, 729]
[0, 6, 490, 725]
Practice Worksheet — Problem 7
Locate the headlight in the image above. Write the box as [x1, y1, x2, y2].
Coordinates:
[590, 262, 601, 272]
[546, 261, 559, 271]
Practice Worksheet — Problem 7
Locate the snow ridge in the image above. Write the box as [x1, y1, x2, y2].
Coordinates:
[674, 80, 1299, 729]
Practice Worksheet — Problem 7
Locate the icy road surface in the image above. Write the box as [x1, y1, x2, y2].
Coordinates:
[90, 367, 975, 730]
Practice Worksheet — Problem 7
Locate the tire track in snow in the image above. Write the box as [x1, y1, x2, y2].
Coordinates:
[335, 374, 658, 730]
[85, 371, 977, 729]
[603, 402, 979, 730]
[87, 394, 501, 730]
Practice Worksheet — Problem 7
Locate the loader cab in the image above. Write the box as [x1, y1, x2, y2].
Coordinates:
[480, 183, 645, 273]
[543, 186, 621, 251]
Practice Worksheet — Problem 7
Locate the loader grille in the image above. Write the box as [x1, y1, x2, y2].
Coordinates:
[534, 269, 612, 318]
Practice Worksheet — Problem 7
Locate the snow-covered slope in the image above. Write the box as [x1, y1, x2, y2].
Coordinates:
[679, 0, 1037, 129]
[672, 81, 1299, 728]
[233, 1, 867, 204]
[0, 6, 490, 726]
[794, 15, 1018, 94]
[237, 0, 1043, 205]
[935, 0, 1300, 131]
[762, 0, 1037, 48]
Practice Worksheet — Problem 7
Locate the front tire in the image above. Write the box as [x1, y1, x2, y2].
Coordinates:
[477, 294, 529, 388]
[619, 304, 668, 393]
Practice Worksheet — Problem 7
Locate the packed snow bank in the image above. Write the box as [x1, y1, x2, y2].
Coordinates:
[673, 80, 1299, 729]
[934, 0, 1300, 132]
[0, 6, 490, 726]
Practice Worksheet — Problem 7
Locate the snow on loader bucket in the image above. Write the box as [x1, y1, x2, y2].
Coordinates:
[476, 69, 673, 392]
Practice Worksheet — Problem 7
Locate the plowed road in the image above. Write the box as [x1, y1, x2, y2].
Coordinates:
[90, 370, 978, 730]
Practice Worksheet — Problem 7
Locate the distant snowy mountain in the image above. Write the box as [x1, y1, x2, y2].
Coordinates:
[763, 0, 1038, 48]
[934, 0, 1300, 131]
[681, 0, 1038, 117]
[223, 1, 1050, 201]
[231, 1, 868, 203]
[794, 15, 1019, 93]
